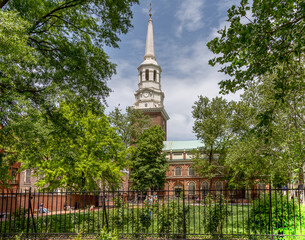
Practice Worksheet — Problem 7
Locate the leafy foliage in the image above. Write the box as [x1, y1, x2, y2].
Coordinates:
[248, 192, 304, 235]
[207, 0, 305, 96]
[157, 200, 189, 239]
[3, 0, 139, 102]
[130, 125, 168, 191]
[108, 107, 152, 148]
[191, 96, 235, 182]
[15, 97, 127, 191]
[225, 74, 305, 187]
[132, 201, 153, 237]
[96, 229, 118, 240]
[0, 0, 138, 185]
[206, 1, 305, 185]
[203, 194, 231, 235]
[0, 10, 37, 186]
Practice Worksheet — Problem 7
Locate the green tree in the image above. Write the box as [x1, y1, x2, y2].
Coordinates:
[206, 0, 305, 186]
[224, 75, 305, 187]
[0, 10, 37, 187]
[0, 0, 138, 185]
[2, 0, 138, 103]
[191, 96, 234, 185]
[14, 97, 127, 191]
[130, 125, 168, 191]
[207, 0, 305, 96]
[108, 107, 152, 148]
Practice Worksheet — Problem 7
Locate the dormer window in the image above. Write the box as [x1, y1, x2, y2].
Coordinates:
[153, 70, 157, 81]
[145, 69, 149, 80]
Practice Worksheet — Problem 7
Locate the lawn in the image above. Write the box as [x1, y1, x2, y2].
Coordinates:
[1, 200, 305, 239]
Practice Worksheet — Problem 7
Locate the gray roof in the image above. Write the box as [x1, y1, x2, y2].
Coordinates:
[163, 140, 204, 151]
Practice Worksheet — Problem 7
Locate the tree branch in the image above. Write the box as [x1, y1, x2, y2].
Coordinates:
[48, 14, 91, 34]
[30, 0, 85, 33]
[0, 0, 10, 9]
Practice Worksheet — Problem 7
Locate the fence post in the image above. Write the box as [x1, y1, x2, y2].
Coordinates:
[26, 188, 31, 238]
[182, 185, 186, 239]
[269, 183, 273, 239]
[102, 186, 105, 229]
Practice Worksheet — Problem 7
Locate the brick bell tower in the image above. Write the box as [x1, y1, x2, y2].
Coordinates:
[132, 8, 169, 140]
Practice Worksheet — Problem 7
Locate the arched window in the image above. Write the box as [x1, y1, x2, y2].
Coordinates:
[140, 71, 142, 81]
[258, 182, 265, 190]
[25, 169, 31, 184]
[201, 181, 209, 195]
[145, 103, 147, 107]
[188, 182, 196, 195]
[175, 167, 182, 176]
[188, 167, 195, 176]
[215, 181, 223, 195]
[258, 182, 265, 192]
[11, 168, 17, 184]
[174, 184, 183, 197]
[145, 69, 149, 80]
[153, 70, 157, 81]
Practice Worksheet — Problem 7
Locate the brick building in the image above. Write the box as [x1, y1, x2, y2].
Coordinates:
[1, 162, 22, 193]
[163, 140, 224, 197]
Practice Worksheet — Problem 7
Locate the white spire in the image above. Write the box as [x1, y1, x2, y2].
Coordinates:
[144, 16, 155, 60]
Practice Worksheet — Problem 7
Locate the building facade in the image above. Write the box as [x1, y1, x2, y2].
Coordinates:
[162, 140, 225, 197]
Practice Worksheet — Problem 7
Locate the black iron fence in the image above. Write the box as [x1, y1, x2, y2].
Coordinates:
[1, 187, 305, 239]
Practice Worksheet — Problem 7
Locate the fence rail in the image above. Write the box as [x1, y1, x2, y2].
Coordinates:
[1, 187, 305, 239]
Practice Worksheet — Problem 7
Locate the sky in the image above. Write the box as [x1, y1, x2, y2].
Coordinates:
[105, 0, 241, 141]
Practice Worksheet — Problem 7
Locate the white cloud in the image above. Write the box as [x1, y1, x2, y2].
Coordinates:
[106, 59, 137, 111]
[216, 0, 240, 12]
[128, 39, 145, 51]
[159, 28, 240, 140]
[175, 0, 205, 36]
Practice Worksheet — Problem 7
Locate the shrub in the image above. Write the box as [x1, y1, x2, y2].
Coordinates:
[9, 208, 28, 233]
[248, 192, 304, 235]
[203, 194, 231, 235]
[74, 229, 117, 240]
[157, 200, 189, 239]
[131, 200, 154, 238]
[96, 228, 118, 240]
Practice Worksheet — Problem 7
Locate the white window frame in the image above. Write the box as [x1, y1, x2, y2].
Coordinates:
[174, 167, 182, 176]
[188, 167, 195, 176]
[188, 182, 196, 195]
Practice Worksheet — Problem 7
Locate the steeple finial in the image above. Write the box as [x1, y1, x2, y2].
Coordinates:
[149, 2, 152, 18]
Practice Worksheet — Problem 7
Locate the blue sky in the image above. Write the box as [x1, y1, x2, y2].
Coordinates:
[105, 0, 241, 141]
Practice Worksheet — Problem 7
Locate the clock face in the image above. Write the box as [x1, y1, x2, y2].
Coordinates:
[143, 92, 149, 98]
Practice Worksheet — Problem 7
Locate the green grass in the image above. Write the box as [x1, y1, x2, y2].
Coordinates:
[2, 202, 305, 239]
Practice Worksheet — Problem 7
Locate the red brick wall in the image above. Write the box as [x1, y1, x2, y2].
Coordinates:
[165, 162, 226, 197]
[0, 192, 98, 214]
[143, 112, 167, 140]
[1, 162, 21, 193]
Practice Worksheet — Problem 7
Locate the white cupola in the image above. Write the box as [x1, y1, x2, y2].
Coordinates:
[133, 14, 167, 113]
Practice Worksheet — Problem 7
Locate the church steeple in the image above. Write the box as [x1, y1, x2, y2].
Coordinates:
[144, 16, 155, 61]
[132, 7, 169, 140]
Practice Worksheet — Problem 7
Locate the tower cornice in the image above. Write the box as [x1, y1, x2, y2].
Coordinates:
[140, 107, 170, 120]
